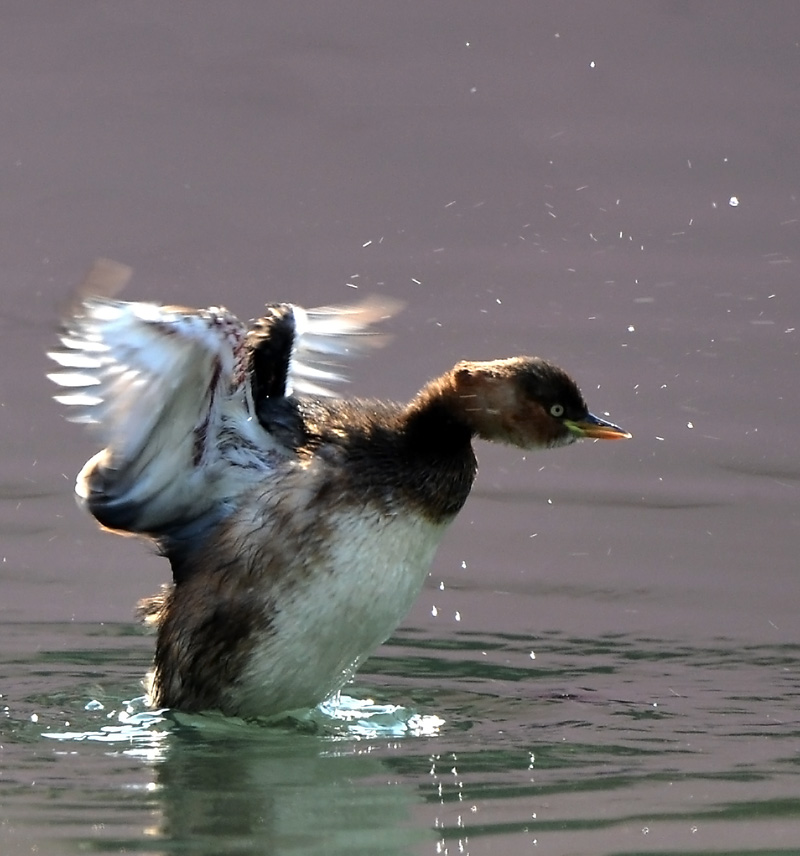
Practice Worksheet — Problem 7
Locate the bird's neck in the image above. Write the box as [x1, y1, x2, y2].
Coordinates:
[405, 361, 521, 447]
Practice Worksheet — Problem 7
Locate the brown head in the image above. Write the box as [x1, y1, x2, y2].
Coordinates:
[416, 356, 630, 450]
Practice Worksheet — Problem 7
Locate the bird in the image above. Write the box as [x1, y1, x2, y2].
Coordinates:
[48, 260, 631, 719]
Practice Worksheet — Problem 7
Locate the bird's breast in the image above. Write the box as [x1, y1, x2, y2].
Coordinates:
[232, 505, 450, 716]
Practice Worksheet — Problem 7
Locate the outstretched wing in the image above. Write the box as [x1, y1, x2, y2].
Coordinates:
[247, 296, 402, 401]
[48, 261, 248, 534]
[49, 299, 246, 463]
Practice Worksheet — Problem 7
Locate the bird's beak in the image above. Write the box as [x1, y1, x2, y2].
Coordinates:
[564, 413, 631, 440]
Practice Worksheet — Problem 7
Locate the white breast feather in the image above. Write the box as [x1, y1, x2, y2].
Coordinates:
[237, 509, 447, 716]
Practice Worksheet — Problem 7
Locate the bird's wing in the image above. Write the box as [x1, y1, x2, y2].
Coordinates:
[48, 260, 400, 537]
[247, 296, 402, 401]
[48, 297, 246, 469]
[48, 262, 249, 533]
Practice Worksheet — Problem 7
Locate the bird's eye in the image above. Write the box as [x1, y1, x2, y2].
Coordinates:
[549, 403, 565, 418]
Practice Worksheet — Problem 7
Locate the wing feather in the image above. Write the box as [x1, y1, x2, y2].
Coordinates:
[48, 299, 245, 466]
[287, 296, 402, 397]
[48, 266, 248, 534]
[48, 261, 401, 539]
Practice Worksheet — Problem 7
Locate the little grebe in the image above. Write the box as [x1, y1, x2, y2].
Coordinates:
[49, 260, 630, 718]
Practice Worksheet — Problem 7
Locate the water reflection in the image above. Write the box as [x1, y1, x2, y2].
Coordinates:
[147, 721, 428, 856]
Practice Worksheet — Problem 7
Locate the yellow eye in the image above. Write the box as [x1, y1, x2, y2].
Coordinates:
[549, 403, 564, 418]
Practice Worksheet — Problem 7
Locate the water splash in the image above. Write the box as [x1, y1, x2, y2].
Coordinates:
[40, 691, 444, 746]
[41, 695, 170, 760]
[300, 693, 445, 739]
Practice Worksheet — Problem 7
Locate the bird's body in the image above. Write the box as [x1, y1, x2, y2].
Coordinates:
[49, 261, 629, 718]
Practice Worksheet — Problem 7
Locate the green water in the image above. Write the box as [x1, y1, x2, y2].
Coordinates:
[2, 621, 798, 855]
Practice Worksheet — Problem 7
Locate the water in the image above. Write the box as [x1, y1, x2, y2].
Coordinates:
[3, 2, 800, 853]
[4, 623, 800, 854]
